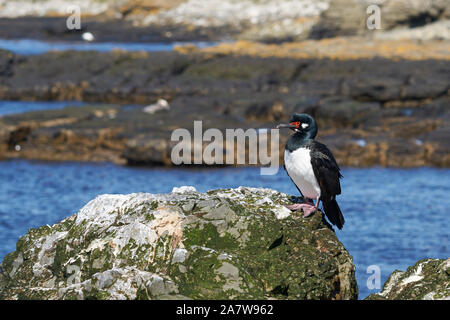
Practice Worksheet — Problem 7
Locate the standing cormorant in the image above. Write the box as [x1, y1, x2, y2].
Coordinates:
[278, 113, 345, 229]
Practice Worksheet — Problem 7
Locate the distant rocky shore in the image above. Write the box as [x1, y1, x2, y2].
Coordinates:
[0, 0, 448, 42]
[0, 46, 449, 168]
[0, 0, 449, 168]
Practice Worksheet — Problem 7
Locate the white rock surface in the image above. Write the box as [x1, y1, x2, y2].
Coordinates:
[0, 0, 120, 18]
[171, 186, 197, 193]
[141, 0, 329, 28]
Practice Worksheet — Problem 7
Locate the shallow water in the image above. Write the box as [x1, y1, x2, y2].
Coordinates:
[0, 101, 146, 117]
[0, 39, 219, 55]
[0, 159, 448, 299]
[0, 100, 89, 116]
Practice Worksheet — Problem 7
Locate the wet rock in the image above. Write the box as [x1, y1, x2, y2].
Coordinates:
[0, 50, 448, 168]
[123, 135, 172, 166]
[0, 187, 358, 300]
[366, 258, 450, 300]
[0, 50, 14, 77]
[245, 101, 287, 122]
[0, 122, 13, 157]
[0, 16, 233, 43]
[0, 50, 193, 103]
[306, 97, 381, 129]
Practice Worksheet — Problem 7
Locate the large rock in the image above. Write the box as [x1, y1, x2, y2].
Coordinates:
[309, 0, 367, 38]
[310, 0, 450, 39]
[366, 258, 450, 300]
[0, 187, 358, 300]
[379, 0, 450, 30]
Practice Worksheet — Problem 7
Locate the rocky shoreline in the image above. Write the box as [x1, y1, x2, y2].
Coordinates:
[0, 1, 449, 168]
[0, 17, 232, 43]
[0, 46, 449, 168]
[1, 186, 447, 300]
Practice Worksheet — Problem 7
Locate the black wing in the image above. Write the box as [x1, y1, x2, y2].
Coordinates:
[309, 141, 342, 201]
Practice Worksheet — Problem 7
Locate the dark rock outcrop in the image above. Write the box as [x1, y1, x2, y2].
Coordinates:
[0, 49, 448, 168]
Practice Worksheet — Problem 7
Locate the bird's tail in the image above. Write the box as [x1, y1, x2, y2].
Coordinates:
[322, 199, 345, 230]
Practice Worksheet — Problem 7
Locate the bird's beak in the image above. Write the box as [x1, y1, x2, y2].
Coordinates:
[276, 123, 296, 129]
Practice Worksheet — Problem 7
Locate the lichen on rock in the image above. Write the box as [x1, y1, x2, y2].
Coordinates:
[366, 258, 450, 300]
[0, 187, 358, 300]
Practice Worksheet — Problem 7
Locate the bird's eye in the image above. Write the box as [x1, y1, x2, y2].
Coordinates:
[290, 121, 301, 128]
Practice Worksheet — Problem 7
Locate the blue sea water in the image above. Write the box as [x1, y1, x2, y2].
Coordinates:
[0, 39, 219, 55]
[0, 100, 89, 116]
[0, 159, 448, 299]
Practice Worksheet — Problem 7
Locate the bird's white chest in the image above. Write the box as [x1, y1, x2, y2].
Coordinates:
[284, 148, 321, 199]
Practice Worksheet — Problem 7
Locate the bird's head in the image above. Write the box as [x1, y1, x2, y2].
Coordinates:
[277, 113, 318, 138]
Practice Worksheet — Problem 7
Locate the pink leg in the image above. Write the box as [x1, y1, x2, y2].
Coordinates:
[314, 196, 320, 210]
[286, 197, 318, 217]
[303, 196, 321, 216]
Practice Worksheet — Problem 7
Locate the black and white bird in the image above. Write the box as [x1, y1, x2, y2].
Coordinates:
[278, 113, 345, 229]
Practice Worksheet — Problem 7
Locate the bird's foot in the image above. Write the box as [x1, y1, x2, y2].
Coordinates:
[302, 205, 317, 217]
[285, 203, 317, 217]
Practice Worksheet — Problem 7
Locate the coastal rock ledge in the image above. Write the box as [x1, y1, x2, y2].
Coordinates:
[366, 258, 450, 300]
[0, 187, 357, 300]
